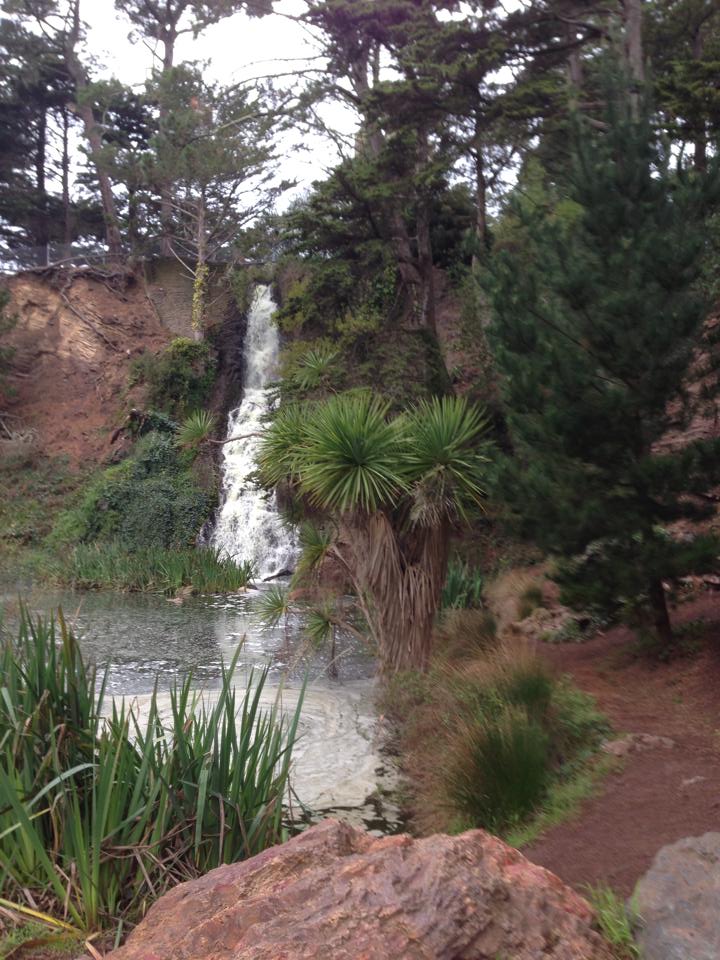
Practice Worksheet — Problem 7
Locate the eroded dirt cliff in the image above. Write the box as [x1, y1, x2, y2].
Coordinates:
[3, 269, 170, 465]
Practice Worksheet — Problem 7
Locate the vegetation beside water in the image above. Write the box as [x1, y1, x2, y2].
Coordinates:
[0, 339, 248, 596]
[0, 609, 300, 934]
[51, 543, 254, 594]
[381, 608, 610, 841]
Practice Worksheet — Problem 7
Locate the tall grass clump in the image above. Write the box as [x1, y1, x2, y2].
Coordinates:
[586, 886, 640, 959]
[396, 609, 610, 838]
[60, 543, 254, 595]
[0, 609, 302, 933]
[437, 651, 608, 834]
[441, 559, 484, 611]
[447, 705, 551, 831]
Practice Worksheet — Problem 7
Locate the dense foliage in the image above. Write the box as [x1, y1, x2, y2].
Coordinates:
[52, 431, 213, 551]
[130, 338, 217, 420]
[487, 90, 720, 640]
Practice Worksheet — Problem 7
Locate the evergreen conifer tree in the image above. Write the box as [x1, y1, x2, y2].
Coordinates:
[487, 84, 720, 643]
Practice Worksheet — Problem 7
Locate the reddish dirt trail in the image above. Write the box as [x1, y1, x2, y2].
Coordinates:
[526, 594, 720, 896]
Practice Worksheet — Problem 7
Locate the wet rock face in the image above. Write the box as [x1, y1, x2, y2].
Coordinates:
[109, 820, 612, 960]
[633, 832, 720, 960]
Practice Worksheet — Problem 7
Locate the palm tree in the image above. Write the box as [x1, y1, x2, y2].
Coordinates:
[258, 391, 489, 672]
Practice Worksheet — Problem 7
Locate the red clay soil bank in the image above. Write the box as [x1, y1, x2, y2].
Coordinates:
[4, 272, 169, 466]
[527, 593, 720, 895]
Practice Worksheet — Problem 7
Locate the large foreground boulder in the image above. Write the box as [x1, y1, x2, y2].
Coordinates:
[633, 832, 720, 960]
[109, 820, 611, 960]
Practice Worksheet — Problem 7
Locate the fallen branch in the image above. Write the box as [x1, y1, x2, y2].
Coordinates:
[207, 432, 262, 445]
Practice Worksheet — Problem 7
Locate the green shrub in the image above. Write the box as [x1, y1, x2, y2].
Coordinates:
[0, 609, 300, 932]
[131, 338, 216, 419]
[51, 431, 214, 552]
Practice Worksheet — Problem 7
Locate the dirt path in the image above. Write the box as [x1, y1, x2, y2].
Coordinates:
[525, 594, 720, 895]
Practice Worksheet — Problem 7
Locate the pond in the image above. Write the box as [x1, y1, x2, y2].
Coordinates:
[0, 582, 403, 835]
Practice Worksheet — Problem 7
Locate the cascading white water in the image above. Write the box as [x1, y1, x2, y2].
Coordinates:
[212, 284, 297, 580]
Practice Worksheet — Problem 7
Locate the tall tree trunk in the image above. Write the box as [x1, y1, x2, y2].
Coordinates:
[471, 120, 489, 271]
[414, 131, 437, 333]
[159, 33, 176, 257]
[692, 26, 707, 172]
[191, 195, 208, 340]
[35, 108, 48, 263]
[649, 578, 673, 646]
[127, 186, 139, 254]
[622, 0, 645, 116]
[65, 1, 123, 261]
[75, 100, 124, 259]
[339, 513, 449, 673]
[566, 20, 583, 112]
[353, 63, 434, 331]
[416, 199, 436, 333]
[61, 106, 72, 259]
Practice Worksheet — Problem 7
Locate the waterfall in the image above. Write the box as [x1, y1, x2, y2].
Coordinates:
[212, 284, 296, 580]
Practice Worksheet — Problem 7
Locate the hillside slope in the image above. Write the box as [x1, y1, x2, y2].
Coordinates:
[4, 270, 170, 465]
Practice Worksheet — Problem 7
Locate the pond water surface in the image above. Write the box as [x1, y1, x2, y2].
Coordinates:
[0, 582, 403, 834]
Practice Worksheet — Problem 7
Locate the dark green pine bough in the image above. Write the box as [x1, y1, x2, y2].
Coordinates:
[488, 88, 720, 644]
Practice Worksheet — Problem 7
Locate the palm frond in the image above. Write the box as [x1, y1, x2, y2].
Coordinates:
[404, 396, 490, 523]
[305, 606, 336, 648]
[256, 403, 310, 487]
[176, 410, 216, 450]
[300, 391, 405, 512]
[255, 585, 291, 629]
[293, 346, 340, 392]
[295, 522, 334, 578]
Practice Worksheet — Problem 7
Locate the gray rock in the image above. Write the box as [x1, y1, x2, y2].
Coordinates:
[600, 733, 675, 757]
[633, 832, 720, 960]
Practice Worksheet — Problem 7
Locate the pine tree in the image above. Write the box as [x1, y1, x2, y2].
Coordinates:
[487, 85, 720, 644]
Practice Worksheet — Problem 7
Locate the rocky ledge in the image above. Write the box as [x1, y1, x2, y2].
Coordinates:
[109, 819, 612, 960]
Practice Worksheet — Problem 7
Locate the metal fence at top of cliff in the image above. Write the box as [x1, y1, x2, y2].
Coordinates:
[0, 241, 252, 275]
[0, 242, 122, 273]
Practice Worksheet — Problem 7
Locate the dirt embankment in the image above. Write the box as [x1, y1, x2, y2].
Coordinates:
[3, 270, 170, 466]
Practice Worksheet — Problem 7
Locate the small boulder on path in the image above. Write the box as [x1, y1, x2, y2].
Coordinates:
[600, 733, 676, 757]
[108, 819, 612, 960]
[633, 832, 720, 960]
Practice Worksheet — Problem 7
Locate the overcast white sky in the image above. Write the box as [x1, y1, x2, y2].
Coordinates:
[81, 0, 356, 196]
